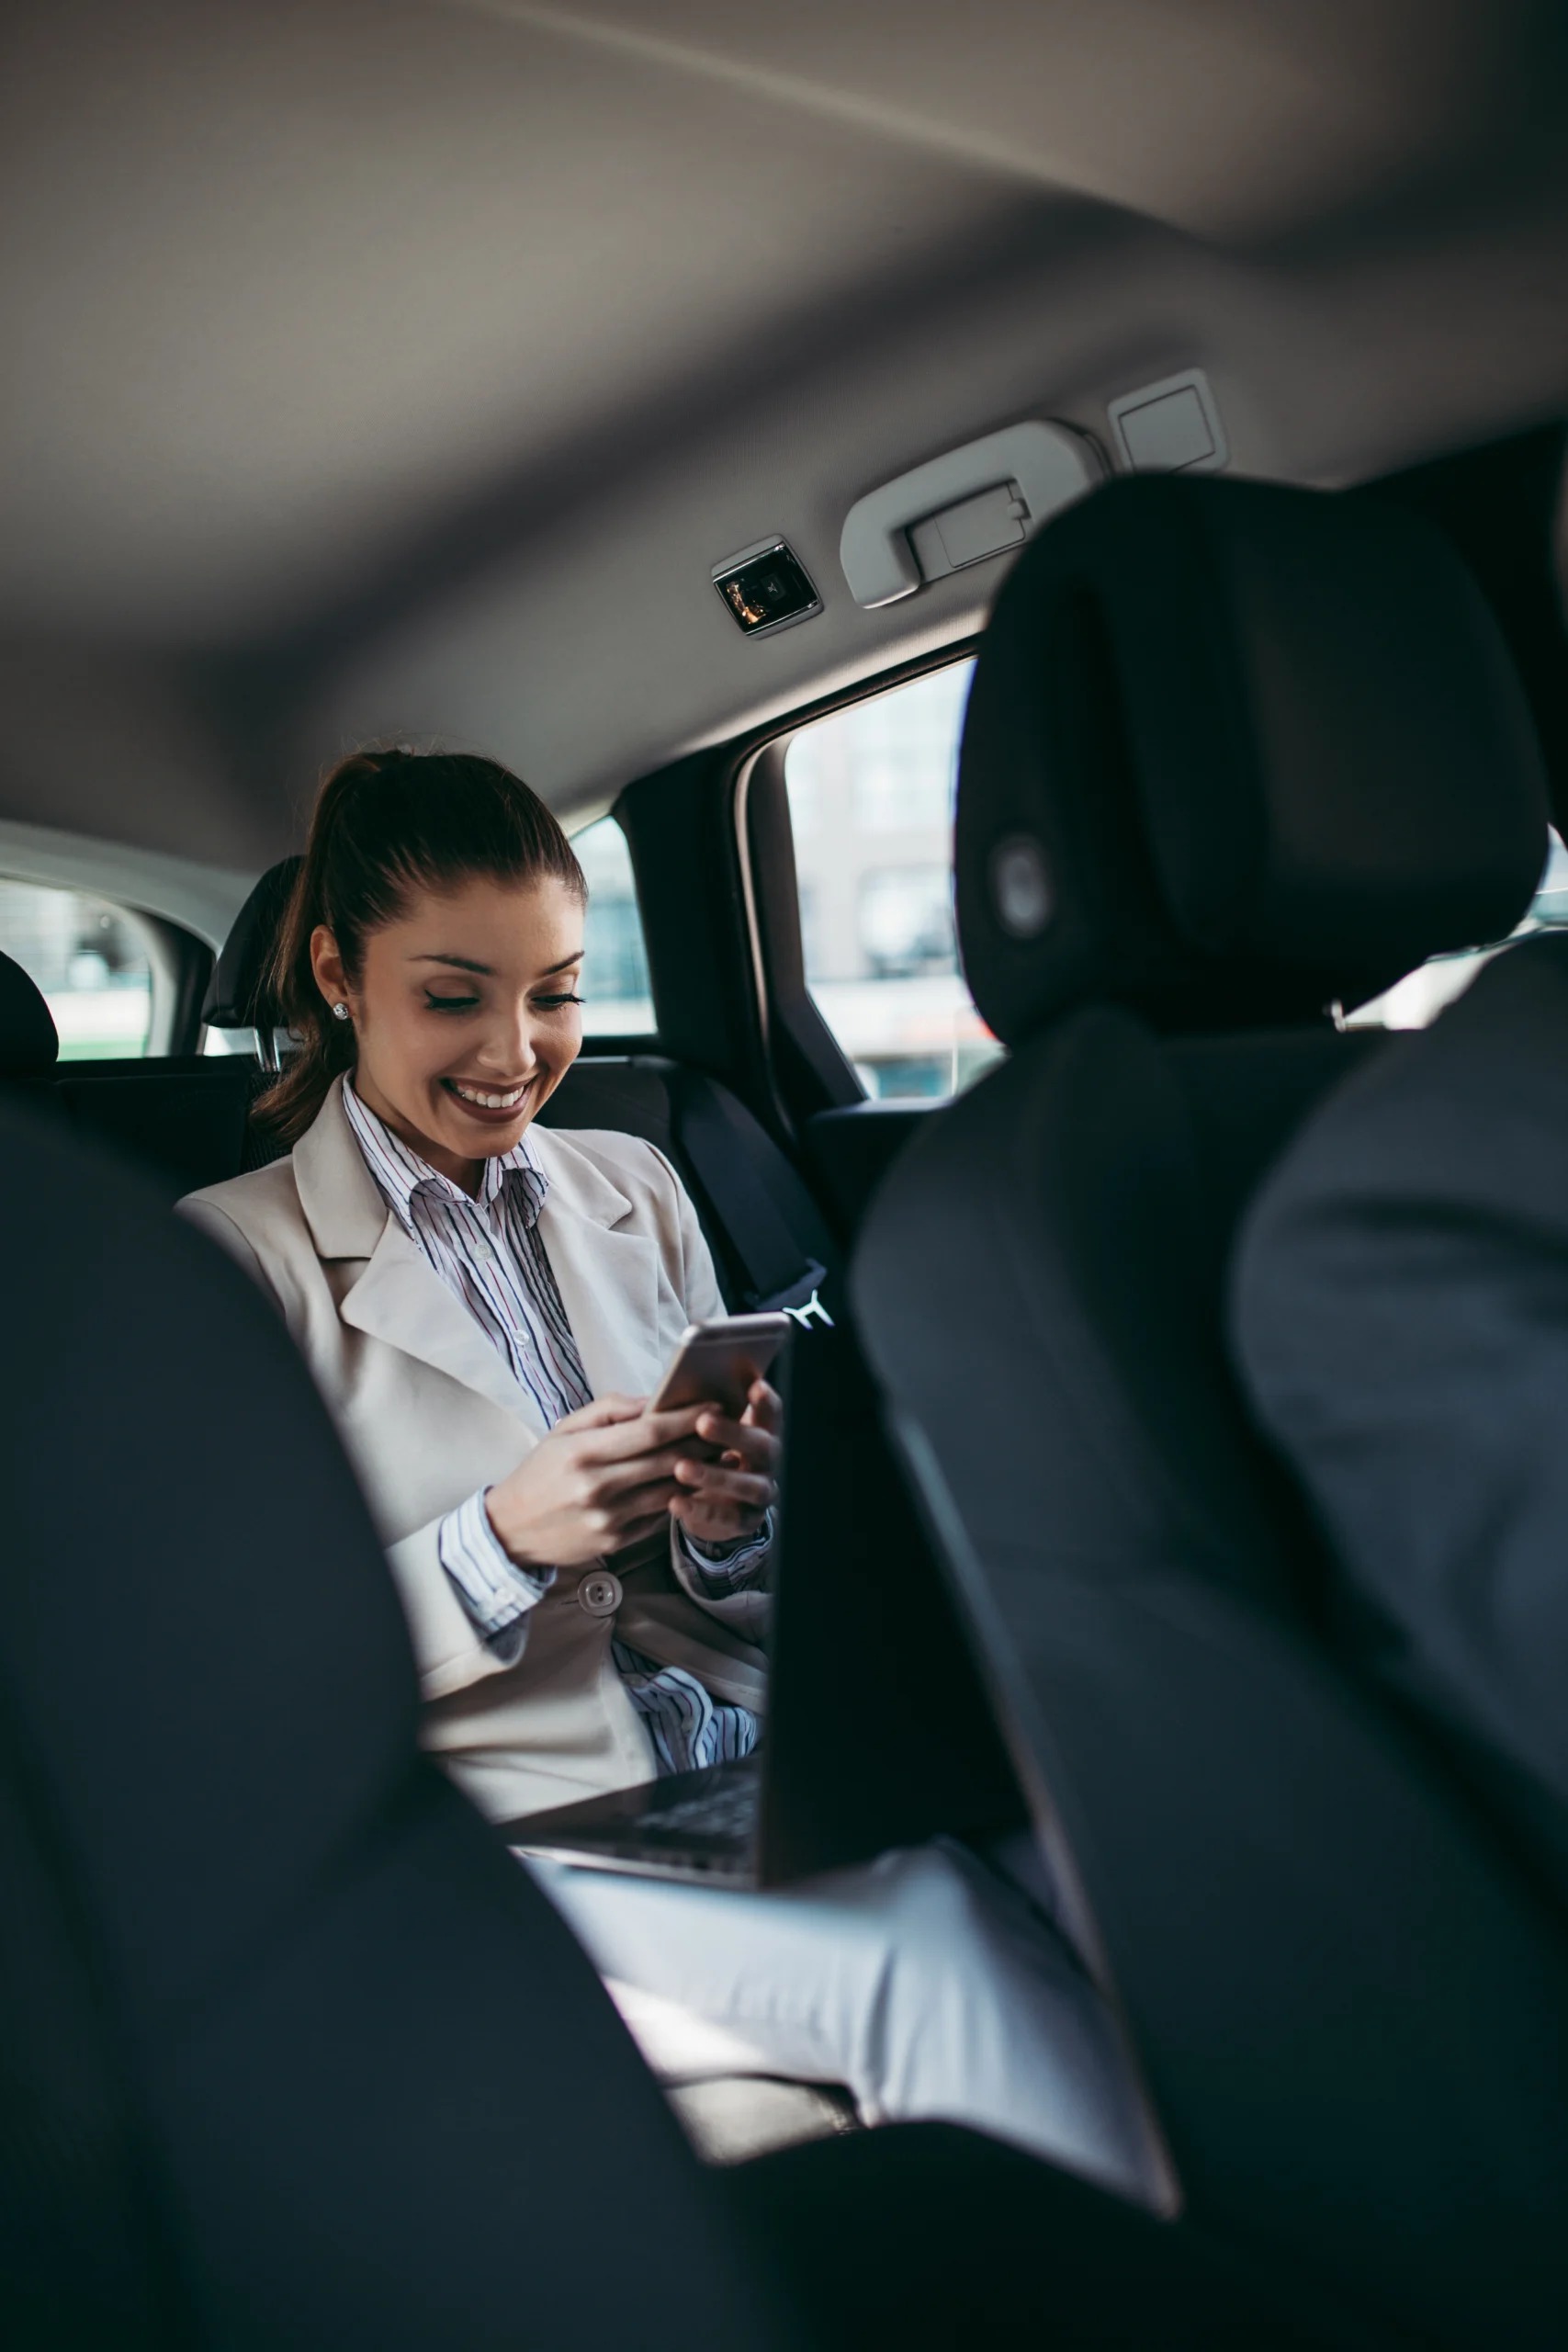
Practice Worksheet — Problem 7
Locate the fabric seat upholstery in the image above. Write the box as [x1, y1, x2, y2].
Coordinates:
[0, 1096, 1403, 2350]
[0, 947, 60, 1090]
[0, 918, 255, 1192]
[851, 474, 1568, 2347]
[0, 1097, 799, 2350]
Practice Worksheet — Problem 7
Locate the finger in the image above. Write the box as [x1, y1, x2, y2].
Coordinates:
[694, 1412, 779, 1470]
[587, 1444, 700, 1499]
[558, 1393, 649, 1431]
[672, 1459, 773, 1511]
[637, 1402, 721, 1450]
[576, 1406, 708, 1466]
[605, 1477, 683, 1529]
[741, 1378, 784, 1432]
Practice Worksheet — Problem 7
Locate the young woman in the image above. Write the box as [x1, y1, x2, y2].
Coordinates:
[182, 747, 1160, 2196]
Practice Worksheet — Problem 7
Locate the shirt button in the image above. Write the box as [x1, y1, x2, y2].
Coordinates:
[577, 1570, 623, 1619]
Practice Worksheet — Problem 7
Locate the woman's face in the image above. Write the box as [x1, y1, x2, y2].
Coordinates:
[310, 873, 586, 1191]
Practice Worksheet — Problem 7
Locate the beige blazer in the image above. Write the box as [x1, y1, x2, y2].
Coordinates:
[180, 1078, 768, 1825]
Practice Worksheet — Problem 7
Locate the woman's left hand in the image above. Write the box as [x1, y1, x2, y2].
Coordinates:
[669, 1376, 782, 1548]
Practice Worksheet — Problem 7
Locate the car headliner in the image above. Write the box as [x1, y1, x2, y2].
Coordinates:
[2, 0, 1567, 873]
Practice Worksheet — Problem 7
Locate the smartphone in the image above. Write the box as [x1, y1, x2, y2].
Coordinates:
[649, 1314, 793, 1420]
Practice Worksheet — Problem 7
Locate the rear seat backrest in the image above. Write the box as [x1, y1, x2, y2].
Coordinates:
[0, 949, 61, 1104]
[1, 948, 254, 1193]
[55, 1057, 256, 1197]
[852, 473, 1564, 2346]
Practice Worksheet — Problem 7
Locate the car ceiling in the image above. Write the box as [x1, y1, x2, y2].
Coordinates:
[2, 0, 1567, 872]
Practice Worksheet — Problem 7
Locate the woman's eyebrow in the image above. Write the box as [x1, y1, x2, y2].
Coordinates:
[410, 951, 584, 975]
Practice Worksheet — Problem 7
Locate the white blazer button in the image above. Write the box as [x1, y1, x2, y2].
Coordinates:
[577, 1570, 623, 1618]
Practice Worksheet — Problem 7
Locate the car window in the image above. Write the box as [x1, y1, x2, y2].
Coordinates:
[1348, 829, 1568, 1028]
[784, 660, 1003, 1101]
[572, 815, 656, 1037]
[0, 876, 153, 1059]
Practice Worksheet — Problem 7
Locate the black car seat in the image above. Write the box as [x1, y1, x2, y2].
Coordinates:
[0, 1096, 797, 2352]
[851, 473, 1568, 2348]
[209, 856, 840, 1320]
[0, 947, 61, 1104]
[200, 852, 302, 1076]
[0, 945, 252, 1190]
[53, 1054, 255, 1196]
[0, 1095, 1393, 2352]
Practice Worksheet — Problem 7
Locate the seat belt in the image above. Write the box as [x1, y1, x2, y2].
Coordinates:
[671, 1085, 835, 1327]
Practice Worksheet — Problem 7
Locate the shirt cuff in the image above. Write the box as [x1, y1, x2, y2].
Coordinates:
[437, 1488, 556, 1662]
[676, 1509, 774, 1598]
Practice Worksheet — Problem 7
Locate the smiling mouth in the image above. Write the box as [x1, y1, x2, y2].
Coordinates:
[443, 1077, 531, 1112]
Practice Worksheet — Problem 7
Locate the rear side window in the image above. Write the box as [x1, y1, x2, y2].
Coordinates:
[573, 815, 655, 1037]
[0, 877, 152, 1059]
[1348, 828, 1568, 1027]
[784, 660, 1002, 1101]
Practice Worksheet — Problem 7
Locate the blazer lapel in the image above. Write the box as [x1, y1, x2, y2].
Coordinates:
[532, 1129, 666, 1404]
[292, 1079, 547, 1432]
[341, 1227, 548, 1431]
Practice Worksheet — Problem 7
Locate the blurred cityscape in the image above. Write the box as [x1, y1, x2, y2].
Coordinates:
[0, 878, 151, 1058]
[573, 816, 656, 1035]
[785, 659, 1001, 1100]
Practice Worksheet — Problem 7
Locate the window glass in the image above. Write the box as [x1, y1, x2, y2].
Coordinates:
[572, 815, 656, 1036]
[784, 660, 1001, 1101]
[0, 877, 152, 1059]
[1348, 829, 1568, 1029]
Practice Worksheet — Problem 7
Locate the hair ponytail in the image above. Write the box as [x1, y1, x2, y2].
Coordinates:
[257, 747, 585, 1147]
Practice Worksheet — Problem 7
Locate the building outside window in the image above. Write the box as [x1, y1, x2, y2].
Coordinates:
[0, 878, 152, 1058]
[784, 659, 1000, 1101]
[572, 814, 655, 1035]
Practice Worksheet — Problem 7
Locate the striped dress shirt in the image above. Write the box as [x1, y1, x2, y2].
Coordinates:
[342, 1081, 767, 1775]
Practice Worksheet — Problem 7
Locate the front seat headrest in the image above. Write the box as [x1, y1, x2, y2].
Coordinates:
[954, 472, 1550, 1045]
[202, 856, 303, 1033]
[0, 949, 59, 1077]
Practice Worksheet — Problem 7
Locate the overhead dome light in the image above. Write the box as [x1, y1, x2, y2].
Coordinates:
[712, 538, 823, 639]
[1106, 369, 1228, 474]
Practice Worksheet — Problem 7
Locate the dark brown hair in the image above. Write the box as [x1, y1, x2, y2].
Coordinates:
[259, 746, 585, 1145]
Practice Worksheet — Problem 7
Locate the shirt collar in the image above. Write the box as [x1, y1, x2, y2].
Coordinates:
[342, 1077, 547, 1233]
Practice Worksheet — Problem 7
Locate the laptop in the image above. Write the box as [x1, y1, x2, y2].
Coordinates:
[499, 1324, 1027, 1890]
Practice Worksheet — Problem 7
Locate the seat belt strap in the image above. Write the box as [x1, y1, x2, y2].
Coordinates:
[671, 1086, 832, 1318]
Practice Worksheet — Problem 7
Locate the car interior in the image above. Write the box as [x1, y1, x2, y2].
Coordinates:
[5, 3, 1568, 2345]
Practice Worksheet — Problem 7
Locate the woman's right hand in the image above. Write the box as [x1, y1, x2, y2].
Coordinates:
[483, 1393, 712, 1570]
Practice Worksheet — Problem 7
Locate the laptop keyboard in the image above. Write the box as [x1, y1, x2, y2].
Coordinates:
[649, 1773, 760, 1841]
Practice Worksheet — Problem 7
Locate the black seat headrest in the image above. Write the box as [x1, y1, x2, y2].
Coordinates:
[202, 856, 302, 1032]
[954, 473, 1551, 1045]
[0, 949, 59, 1077]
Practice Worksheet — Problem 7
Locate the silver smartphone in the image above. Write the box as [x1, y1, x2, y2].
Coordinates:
[649, 1314, 793, 1420]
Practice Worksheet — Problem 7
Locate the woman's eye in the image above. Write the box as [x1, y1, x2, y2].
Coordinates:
[424, 990, 480, 1012]
[535, 991, 584, 1010]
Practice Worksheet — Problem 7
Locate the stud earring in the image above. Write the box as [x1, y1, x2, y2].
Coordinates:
[332, 1002, 352, 1023]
